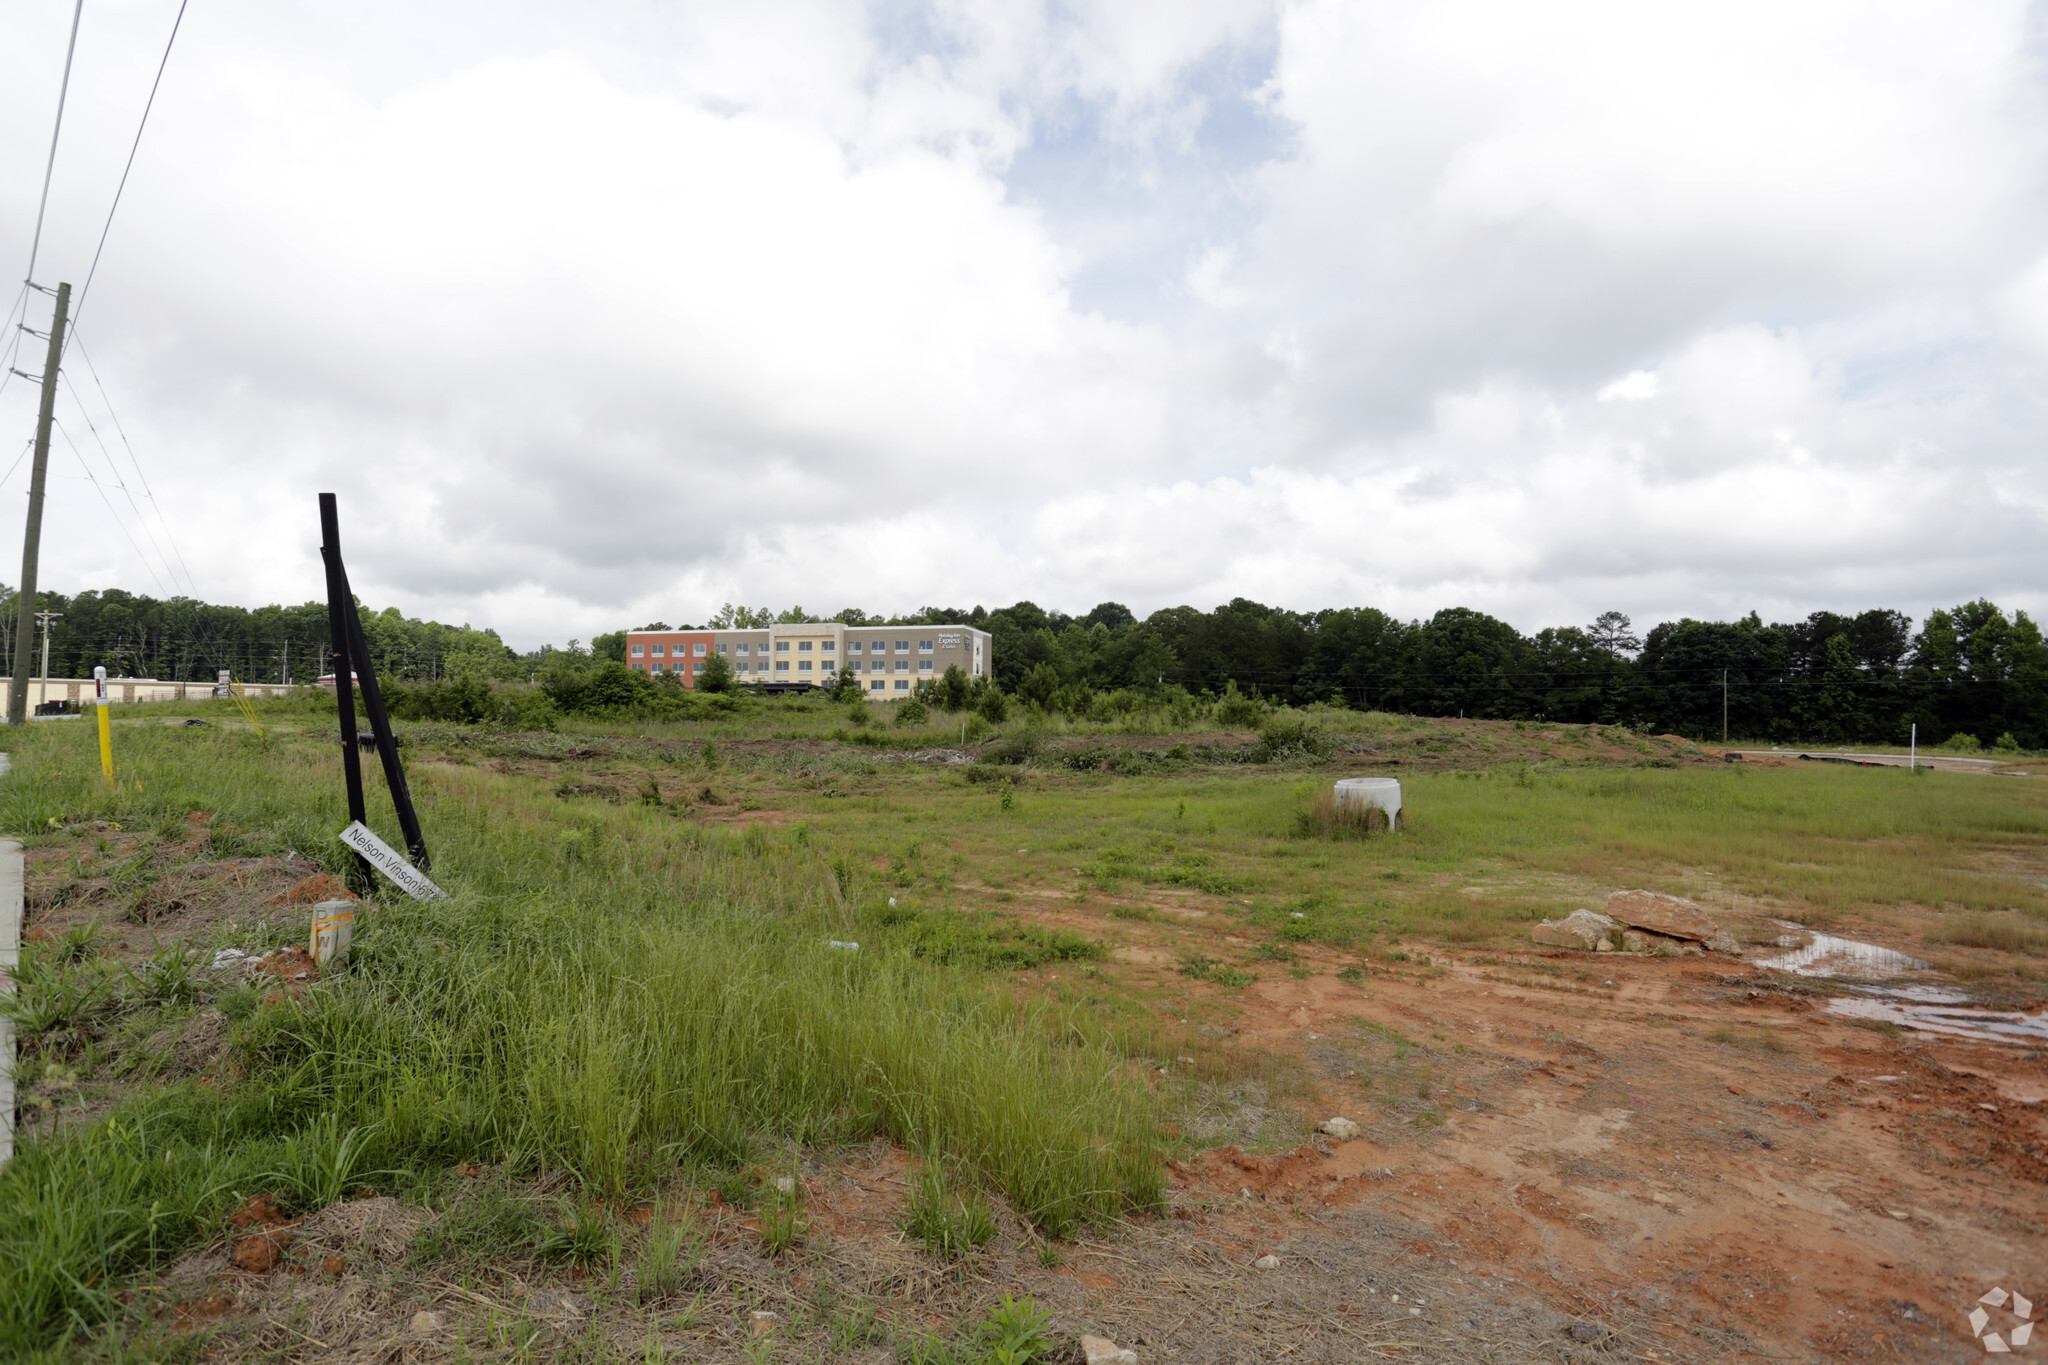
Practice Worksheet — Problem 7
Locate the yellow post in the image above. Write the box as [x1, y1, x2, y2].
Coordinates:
[93, 665, 112, 782]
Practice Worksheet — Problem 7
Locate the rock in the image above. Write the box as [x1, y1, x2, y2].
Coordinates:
[320, 1255, 346, 1276]
[1706, 931, 1743, 955]
[1567, 1322, 1612, 1343]
[772, 1176, 796, 1194]
[1082, 1333, 1138, 1365]
[407, 1311, 444, 1335]
[1318, 1117, 1361, 1140]
[1605, 890, 1719, 942]
[1532, 909, 1618, 951]
[1253, 1254, 1280, 1270]
[1621, 930, 1652, 954]
[750, 1311, 779, 1335]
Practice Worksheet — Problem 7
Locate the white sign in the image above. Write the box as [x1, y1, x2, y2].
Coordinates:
[938, 634, 962, 647]
[338, 821, 447, 901]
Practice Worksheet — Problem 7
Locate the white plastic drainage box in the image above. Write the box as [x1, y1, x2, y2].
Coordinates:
[1333, 777, 1402, 831]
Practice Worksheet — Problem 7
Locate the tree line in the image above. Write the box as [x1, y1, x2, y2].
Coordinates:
[616, 597, 2045, 748]
[8, 584, 2041, 746]
[0, 587, 523, 687]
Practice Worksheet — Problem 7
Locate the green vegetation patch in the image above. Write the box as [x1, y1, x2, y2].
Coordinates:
[869, 905, 1106, 970]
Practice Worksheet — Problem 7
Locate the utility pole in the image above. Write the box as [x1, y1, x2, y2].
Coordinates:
[1722, 668, 1729, 745]
[10, 282, 69, 726]
[35, 610, 60, 713]
[280, 640, 289, 686]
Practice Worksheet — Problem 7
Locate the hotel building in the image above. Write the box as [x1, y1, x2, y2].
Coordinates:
[624, 622, 991, 697]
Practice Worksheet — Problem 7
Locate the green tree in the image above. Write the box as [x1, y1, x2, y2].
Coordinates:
[697, 651, 735, 693]
[936, 663, 971, 711]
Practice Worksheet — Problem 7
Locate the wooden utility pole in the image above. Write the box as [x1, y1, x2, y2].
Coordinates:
[10, 282, 69, 726]
[1722, 668, 1729, 745]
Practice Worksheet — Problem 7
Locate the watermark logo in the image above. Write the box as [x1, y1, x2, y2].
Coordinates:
[1970, 1287, 2033, 1353]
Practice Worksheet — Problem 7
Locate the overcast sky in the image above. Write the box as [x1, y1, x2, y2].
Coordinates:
[3, 0, 2045, 649]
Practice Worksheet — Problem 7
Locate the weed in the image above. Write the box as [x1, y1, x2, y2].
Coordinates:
[1710, 1024, 1788, 1054]
[637, 1218, 703, 1301]
[128, 942, 203, 1009]
[1294, 787, 1389, 840]
[1177, 956, 1255, 989]
[1336, 965, 1368, 985]
[54, 923, 103, 964]
[1928, 915, 2048, 955]
[757, 1188, 807, 1258]
[904, 1163, 997, 1260]
[261, 1114, 394, 1211]
[533, 1200, 621, 1270]
[411, 1178, 549, 1266]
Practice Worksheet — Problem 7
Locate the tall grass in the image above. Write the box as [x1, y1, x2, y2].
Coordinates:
[0, 725, 1161, 1354]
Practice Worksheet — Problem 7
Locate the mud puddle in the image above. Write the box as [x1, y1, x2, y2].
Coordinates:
[1753, 924, 1926, 977]
[1826, 996, 2048, 1045]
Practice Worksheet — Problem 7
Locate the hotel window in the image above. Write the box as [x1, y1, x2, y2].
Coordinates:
[736, 643, 749, 654]
[798, 640, 812, 653]
[714, 643, 727, 654]
[776, 641, 789, 653]
[870, 680, 885, 691]
[848, 641, 863, 653]
[919, 660, 934, 672]
[894, 680, 909, 690]
[820, 641, 834, 653]
[798, 661, 812, 672]
[775, 660, 789, 672]
[631, 644, 644, 657]
[651, 644, 665, 656]
[694, 643, 707, 656]
[649, 663, 662, 673]
[895, 660, 910, 672]
[918, 640, 934, 653]
[895, 640, 911, 652]
[693, 662, 704, 674]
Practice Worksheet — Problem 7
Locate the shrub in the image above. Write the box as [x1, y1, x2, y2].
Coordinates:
[976, 687, 1010, 723]
[1252, 716, 1329, 762]
[1213, 681, 1266, 728]
[977, 731, 1039, 766]
[895, 699, 930, 726]
[1939, 731, 1984, 752]
[492, 687, 560, 732]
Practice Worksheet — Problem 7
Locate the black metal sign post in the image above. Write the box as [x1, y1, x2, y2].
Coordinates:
[320, 493, 431, 880]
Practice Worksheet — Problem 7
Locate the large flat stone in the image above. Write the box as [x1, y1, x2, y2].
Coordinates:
[1606, 890, 1719, 942]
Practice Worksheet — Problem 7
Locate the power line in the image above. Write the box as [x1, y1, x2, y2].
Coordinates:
[50, 414, 167, 593]
[22, 0, 85, 291]
[65, 0, 190, 342]
[65, 327, 194, 591]
[58, 372, 181, 591]
[1, 0, 85, 404]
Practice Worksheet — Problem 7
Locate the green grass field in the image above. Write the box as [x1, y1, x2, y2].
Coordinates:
[4, 698, 2046, 1358]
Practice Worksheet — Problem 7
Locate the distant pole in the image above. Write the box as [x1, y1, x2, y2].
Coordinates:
[1722, 668, 1729, 745]
[9, 282, 70, 726]
[93, 665, 111, 782]
[1910, 723, 1916, 772]
[34, 611, 59, 713]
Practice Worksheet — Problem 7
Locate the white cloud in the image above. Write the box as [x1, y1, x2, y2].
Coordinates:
[1, 0, 2045, 648]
